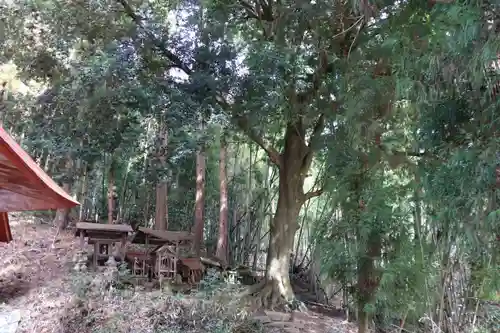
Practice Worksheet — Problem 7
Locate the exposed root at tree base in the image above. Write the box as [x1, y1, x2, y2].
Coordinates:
[243, 280, 308, 312]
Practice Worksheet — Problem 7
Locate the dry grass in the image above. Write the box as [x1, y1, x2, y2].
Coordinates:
[0, 213, 79, 333]
[0, 214, 356, 333]
[60, 268, 255, 333]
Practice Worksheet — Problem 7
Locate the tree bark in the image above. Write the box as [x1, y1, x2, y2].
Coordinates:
[230, 206, 239, 266]
[241, 145, 255, 264]
[117, 160, 130, 222]
[356, 231, 382, 333]
[193, 148, 206, 255]
[155, 124, 169, 230]
[54, 156, 73, 231]
[260, 188, 302, 306]
[143, 189, 151, 226]
[55, 183, 72, 230]
[107, 158, 117, 224]
[310, 243, 326, 303]
[155, 182, 168, 229]
[250, 123, 322, 309]
[216, 137, 229, 264]
[349, 172, 382, 333]
[252, 162, 272, 270]
[78, 165, 88, 221]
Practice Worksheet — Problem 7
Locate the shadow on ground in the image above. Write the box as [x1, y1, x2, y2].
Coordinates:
[0, 268, 32, 303]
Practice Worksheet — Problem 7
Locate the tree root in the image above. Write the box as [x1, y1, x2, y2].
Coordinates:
[242, 280, 308, 312]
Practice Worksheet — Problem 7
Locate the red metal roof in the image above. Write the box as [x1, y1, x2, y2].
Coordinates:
[0, 127, 80, 242]
[180, 257, 203, 271]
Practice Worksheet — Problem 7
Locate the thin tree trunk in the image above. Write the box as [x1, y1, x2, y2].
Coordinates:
[193, 148, 206, 255]
[54, 156, 73, 230]
[310, 243, 326, 303]
[228, 142, 242, 265]
[357, 231, 382, 333]
[79, 168, 88, 221]
[216, 136, 229, 264]
[294, 198, 312, 267]
[252, 162, 271, 270]
[230, 206, 239, 266]
[351, 173, 382, 333]
[143, 189, 151, 227]
[241, 145, 255, 264]
[55, 183, 72, 230]
[0, 81, 7, 126]
[44, 153, 51, 172]
[107, 158, 116, 224]
[118, 160, 131, 222]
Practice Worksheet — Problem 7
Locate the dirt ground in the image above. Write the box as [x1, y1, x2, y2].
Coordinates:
[0, 214, 79, 332]
[0, 214, 357, 333]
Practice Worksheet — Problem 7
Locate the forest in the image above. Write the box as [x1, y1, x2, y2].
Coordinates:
[0, 0, 499, 332]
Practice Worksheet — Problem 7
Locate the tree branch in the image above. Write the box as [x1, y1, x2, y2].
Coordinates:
[234, 115, 282, 166]
[239, 0, 273, 21]
[301, 112, 326, 173]
[116, 0, 192, 75]
[297, 50, 333, 104]
[297, 16, 364, 104]
[118, 0, 283, 165]
[304, 188, 324, 201]
[308, 113, 326, 150]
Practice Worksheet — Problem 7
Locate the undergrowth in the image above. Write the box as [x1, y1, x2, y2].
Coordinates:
[61, 265, 263, 333]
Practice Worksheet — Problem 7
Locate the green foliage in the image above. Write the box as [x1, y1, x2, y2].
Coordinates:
[1, 0, 500, 331]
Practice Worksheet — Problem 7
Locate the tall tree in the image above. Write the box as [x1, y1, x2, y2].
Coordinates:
[117, 0, 333, 307]
[193, 147, 206, 255]
[54, 155, 73, 230]
[216, 135, 229, 264]
[155, 121, 169, 230]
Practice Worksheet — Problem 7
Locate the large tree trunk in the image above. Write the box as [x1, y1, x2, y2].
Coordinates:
[216, 137, 229, 264]
[251, 123, 320, 309]
[155, 124, 169, 230]
[155, 182, 168, 230]
[261, 185, 302, 306]
[193, 148, 206, 255]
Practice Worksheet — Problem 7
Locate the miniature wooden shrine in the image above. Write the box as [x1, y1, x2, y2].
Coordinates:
[179, 257, 203, 284]
[129, 227, 199, 283]
[155, 243, 179, 283]
[125, 250, 151, 278]
[75, 222, 133, 267]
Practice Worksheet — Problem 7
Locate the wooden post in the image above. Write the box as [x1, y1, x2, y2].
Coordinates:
[175, 241, 179, 278]
[93, 242, 98, 267]
[158, 251, 162, 288]
[121, 233, 127, 260]
[79, 231, 84, 250]
[145, 234, 153, 277]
